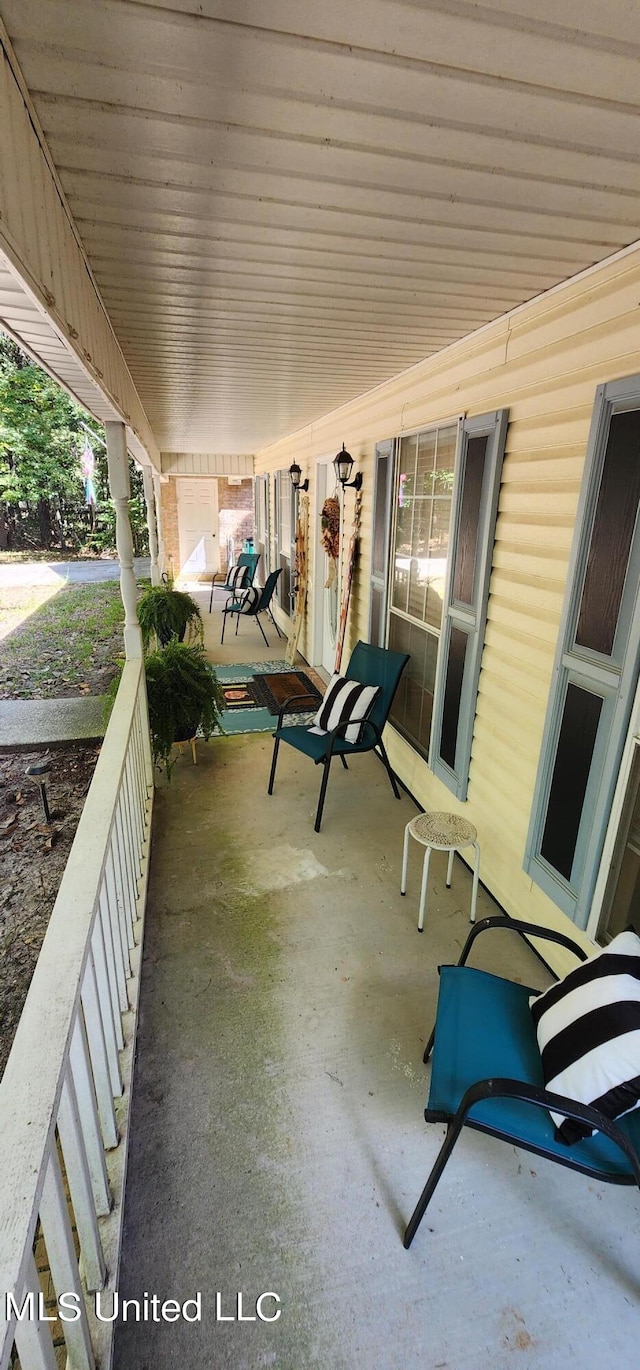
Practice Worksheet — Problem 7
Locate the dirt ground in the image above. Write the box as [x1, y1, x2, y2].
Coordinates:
[0, 744, 100, 1078]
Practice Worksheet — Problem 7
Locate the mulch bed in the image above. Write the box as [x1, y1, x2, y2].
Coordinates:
[0, 744, 100, 1080]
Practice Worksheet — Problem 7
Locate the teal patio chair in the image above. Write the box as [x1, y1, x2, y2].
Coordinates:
[209, 551, 260, 612]
[403, 916, 640, 1249]
[267, 640, 409, 832]
[220, 568, 282, 646]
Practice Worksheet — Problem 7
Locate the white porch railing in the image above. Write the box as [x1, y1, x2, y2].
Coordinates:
[0, 659, 153, 1370]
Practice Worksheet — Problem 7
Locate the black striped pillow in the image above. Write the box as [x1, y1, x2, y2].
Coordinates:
[239, 586, 260, 613]
[309, 673, 380, 745]
[530, 930, 640, 1145]
[227, 563, 249, 591]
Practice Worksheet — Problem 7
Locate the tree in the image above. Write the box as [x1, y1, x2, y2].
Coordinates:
[0, 334, 148, 554]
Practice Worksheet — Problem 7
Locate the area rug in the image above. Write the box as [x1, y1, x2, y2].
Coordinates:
[210, 659, 324, 736]
[220, 680, 263, 711]
[251, 670, 323, 716]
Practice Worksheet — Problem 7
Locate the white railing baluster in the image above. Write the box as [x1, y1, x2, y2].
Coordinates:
[68, 1016, 111, 1216]
[0, 659, 153, 1370]
[13, 1255, 58, 1370]
[115, 801, 136, 948]
[57, 1074, 106, 1294]
[91, 918, 123, 1094]
[138, 676, 155, 790]
[130, 719, 146, 845]
[80, 964, 118, 1150]
[126, 748, 143, 875]
[123, 757, 141, 885]
[107, 837, 132, 978]
[39, 1148, 96, 1370]
[136, 705, 150, 805]
[98, 887, 125, 1046]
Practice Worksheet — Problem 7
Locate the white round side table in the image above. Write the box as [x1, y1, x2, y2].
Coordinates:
[400, 811, 481, 932]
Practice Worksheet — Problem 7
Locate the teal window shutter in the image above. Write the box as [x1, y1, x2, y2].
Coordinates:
[525, 374, 640, 928]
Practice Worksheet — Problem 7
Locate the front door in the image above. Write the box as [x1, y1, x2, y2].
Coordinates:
[177, 478, 219, 577]
[314, 461, 340, 674]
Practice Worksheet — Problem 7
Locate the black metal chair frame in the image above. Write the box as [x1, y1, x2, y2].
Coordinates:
[220, 569, 283, 646]
[268, 711, 402, 834]
[209, 552, 260, 613]
[404, 916, 640, 1249]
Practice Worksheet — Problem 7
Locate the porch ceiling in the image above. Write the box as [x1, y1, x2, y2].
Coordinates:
[2, 0, 640, 453]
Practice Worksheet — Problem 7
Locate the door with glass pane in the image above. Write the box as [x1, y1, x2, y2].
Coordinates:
[254, 474, 270, 586]
[387, 424, 458, 758]
[369, 441, 394, 647]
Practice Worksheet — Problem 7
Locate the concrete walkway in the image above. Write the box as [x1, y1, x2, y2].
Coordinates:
[114, 730, 639, 1370]
[0, 557, 150, 588]
[0, 696, 106, 751]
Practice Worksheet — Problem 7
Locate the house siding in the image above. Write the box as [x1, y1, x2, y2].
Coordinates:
[254, 244, 640, 971]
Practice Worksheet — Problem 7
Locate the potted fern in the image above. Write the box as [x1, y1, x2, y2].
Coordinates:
[144, 639, 225, 772]
[137, 583, 203, 649]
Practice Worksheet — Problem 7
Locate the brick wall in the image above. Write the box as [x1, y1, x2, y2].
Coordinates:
[161, 476, 254, 578]
[160, 477, 180, 580]
[218, 479, 254, 574]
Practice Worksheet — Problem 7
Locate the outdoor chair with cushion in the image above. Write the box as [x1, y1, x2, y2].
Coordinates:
[403, 916, 640, 1250]
[267, 640, 410, 832]
[209, 551, 260, 612]
[220, 567, 283, 646]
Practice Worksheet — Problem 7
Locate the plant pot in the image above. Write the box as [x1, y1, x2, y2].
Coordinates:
[158, 623, 187, 647]
[173, 719, 200, 743]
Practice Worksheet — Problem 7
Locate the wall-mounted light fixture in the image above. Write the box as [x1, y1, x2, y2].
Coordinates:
[289, 460, 309, 492]
[333, 444, 362, 492]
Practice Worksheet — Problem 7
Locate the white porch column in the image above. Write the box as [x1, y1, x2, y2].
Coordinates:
[142, 465, 160, 586]
[105, 421, 143, 660]
[153, 471, 166, 578]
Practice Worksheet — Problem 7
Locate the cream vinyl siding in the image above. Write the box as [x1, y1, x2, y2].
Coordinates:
[255, 244, 640, 972]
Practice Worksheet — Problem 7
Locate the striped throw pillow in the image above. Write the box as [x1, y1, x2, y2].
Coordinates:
[227, 563, 249, 591]
[309, 673, 380, 745]
[530, 929, 640, 1145]
[239, 586, 260, 613]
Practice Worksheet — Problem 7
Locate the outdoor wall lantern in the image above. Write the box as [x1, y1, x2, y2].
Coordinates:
[333, 444, 362, 491]
[289, 461, 309, 492]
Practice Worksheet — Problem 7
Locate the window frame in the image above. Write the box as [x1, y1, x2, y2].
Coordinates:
[525, 373, 640, 929]
[386, 416, 462, 761]
[274, 469, 296, 612]
[368, 438, 395, 647]
[430, 409, 509, 800]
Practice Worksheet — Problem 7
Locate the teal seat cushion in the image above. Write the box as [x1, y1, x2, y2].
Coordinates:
[428, 965, 640, 1179]
[274, 723, 371, 759]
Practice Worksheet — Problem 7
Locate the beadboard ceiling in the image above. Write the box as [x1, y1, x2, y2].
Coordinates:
[2, 0, 640, 453]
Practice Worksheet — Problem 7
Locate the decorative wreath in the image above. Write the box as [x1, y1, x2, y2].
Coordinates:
[320, 496, 341, 587]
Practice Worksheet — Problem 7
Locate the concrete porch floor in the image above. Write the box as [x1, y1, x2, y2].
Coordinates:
[114, 647, 640, 1368]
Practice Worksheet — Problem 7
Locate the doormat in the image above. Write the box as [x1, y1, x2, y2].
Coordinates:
[251, 670, 323, 716]
[220, 681, 262, 711]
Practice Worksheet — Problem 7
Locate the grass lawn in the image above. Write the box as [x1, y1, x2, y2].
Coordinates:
[0, 580, 130, 698]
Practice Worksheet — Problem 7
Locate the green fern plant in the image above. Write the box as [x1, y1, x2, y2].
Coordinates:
[144, 639, 225, 773]
[137, 584, 203, 650]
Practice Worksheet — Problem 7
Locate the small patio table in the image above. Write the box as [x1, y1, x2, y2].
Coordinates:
[400, 811, 481, 932]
